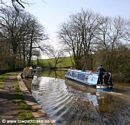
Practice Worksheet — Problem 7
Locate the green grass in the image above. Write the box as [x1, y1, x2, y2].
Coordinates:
[0, 73, 8, 82]
[18, 100, 30, 110]
[0, 73, 9, 89]
[0, 72, 18, 84]
[0, 81, 4, 89]
[18, 111, 34, 120]
[14, 81, 38, 125]
[33, 56, 74, 68]
[0, 73, 35, 122]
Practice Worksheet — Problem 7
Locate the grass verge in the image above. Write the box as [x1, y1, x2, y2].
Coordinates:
[0, 73, 9, 89]
[15, 79, 39, 125]
[0, 73, 8, 82]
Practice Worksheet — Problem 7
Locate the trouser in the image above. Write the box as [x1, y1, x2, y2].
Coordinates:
[99, 74, 103, 84]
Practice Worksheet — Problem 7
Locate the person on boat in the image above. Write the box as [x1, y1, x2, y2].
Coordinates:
[103, 72, 113, 86]
[96, 65, 106, 84]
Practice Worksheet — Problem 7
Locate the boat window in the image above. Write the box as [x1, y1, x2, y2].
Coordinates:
[66, 71, 70, 76]
[72, 72, 77, 77]
[77, 73, 85, 80]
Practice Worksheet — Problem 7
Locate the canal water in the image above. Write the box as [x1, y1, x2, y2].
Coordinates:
[31, 70, 130, 125]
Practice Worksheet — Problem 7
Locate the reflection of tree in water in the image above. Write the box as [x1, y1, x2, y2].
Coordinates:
[31, 83, 39, 91]
[96, 93, 115, 113]
[43, 70, 66, 79]
[97, 93, 124, 113]
[65, 79, 130, 125]
[55, 95, 102, 125]
[96, 93, 130, 125]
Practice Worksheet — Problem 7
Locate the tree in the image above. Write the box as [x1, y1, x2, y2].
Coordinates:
[25, 17, 48, 66]
[41, 44, 65, 69]
[0, 6, 47, 69]
[32, 50, 40, 65]
[95, 16, 128, 71]
[0, 7, 21, 69]
[0, 0, 25, 12]
[59, 10, 102, 69]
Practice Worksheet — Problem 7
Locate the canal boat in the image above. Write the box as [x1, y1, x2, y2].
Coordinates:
[22, 66, 34, 78]
[65, 69, 113, 91]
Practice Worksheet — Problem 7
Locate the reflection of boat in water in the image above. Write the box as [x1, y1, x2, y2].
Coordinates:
[31, 76, 41, 90]
[65, 78, 96, 93]
[65, 79, 98, 107]
[32, 76, 41, 85]
[96, 84, 113, 92]
[65, 69, 113, 92]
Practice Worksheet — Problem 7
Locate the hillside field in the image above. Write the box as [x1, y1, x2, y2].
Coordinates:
[33, 56, 74, 69]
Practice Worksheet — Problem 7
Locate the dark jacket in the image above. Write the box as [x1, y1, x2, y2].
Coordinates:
[96, 66, 106, 75]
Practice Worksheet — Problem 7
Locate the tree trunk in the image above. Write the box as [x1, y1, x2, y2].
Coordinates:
[28, 36, 33, 66]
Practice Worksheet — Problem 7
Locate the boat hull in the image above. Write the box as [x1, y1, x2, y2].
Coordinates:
[65, 77, 96, 87]
[96, 84, 113, 92]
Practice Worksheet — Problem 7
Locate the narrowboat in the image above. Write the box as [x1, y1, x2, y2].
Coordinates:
[22, 66, 34, 78]
[65, 69, 113, 92]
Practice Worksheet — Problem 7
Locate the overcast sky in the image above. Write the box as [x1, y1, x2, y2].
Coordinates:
[25, 0, 130, 58]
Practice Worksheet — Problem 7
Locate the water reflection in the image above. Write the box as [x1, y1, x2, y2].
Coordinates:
[41, 70, 66, 79]
[32, 76, 130, 125]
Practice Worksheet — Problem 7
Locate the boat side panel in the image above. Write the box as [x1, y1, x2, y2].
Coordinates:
[86, 74, 99, 85]
[65, 70, 99, 85]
